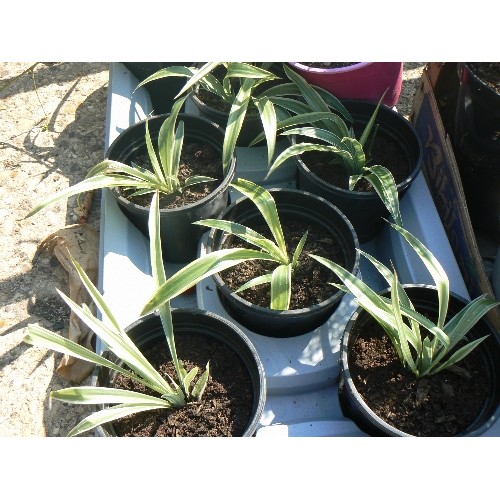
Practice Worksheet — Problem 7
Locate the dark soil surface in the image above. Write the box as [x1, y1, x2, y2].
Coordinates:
[109, 333, 254, 437]
[347, 319, 491, 436]
[299, 63, 359, 69]
[197, 86, 234, 113]
[219, 218, 343, 309]
[301, 132, 412, 192]
[118, 141, 223, 209]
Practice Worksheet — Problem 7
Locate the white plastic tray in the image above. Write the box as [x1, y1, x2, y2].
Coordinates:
[99, 62, 499, 437]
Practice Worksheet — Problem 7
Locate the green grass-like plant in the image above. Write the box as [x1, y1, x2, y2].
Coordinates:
[23, 191, 210, 436]
[259, 72, 403, 227]
[138, 62, 279, 173]
[26, 94, 216, 218]
[139, 62, 352, 174]
[141, 178, 315, 315]
[310, 222, 500, 378]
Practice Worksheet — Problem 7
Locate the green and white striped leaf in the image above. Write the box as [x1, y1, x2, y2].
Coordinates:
[254, 96, 277, 165]
[148, 191, 181, 381]
[200, 72, 228, 100]
[267, 143, 347, 180]
[250, 111, 350, 148]
[171, 120, 184, 180]
[270, 264, 292, 310]
[157, 94, 188, 180]
[390, 223, 449, 329]
[175, 62, 222, 99]
[194, 218, 284, 262]
[184, 175, 216, 188]
[222, 79, 253, 172]
[429, 336, 489, 375]
[23, 324, 168, 394]
[292, 231, 308, 270]
[141, 248, 276, 315]
[280, 126, 344, 148]
[230, 178, 287, 260]
[135, 65, 198, 90]
[310, 254, 395, 321]
[267, 96, 314, 116]
[145, 119, 166, 184]
[50, 386, 177, 406]
[64, 402, 172, 437]
[191, 362, 210, 401]
[236, 273, 273, 293]
[443, 294, 499, 350]
[226, 62, 278, 80]
[259, 81, 352, 123]
[359, 92, 386, 147]
[358, 249, 421, 347]
[25, 174, 148, 218]
[361, 165, 402, 226]
[391, 271, 418, 374]
[182, 367, 199, 396]
[57, 291, 172, 394]
[57, 253, 172, 393]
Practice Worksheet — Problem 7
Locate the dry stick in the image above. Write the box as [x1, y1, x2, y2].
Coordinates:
[30, 67, 50, 131]
[77, 191, 95, 224]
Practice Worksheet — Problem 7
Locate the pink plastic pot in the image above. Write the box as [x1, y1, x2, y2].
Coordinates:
[287, 62, 404, 108]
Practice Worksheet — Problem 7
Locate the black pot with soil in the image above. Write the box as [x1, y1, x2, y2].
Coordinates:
[106, 113, 236, 263]
[205, 188, 360, 337]
[93, 308, 266, 437]
[122, 62, 194, 114]
[453, 62, 500, 239]
[189, 63, 286, 147]
[294, 99, 423, 243]
[338, 285, 500, 437]
[190, 90, 264, 147]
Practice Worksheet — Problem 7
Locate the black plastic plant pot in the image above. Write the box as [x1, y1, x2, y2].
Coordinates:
[294, 99, 423, 243]
[188, 63, 286, 148]
[93, 308, 267, 437]
[338, 285, 500, 437]
[122, 62, 194, 115]
[189, 92, 264, 147]
[454, 62, 500, 153]
[452, 63, 500, 238]
[206, 188, 360, 338]
[106, 113, 236, 263]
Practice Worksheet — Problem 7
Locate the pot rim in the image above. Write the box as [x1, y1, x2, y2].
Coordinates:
[292, 99, 423, 198]
[93, 307, 267, 437]
[462, 62, 500, 99]
[340, 284, 500, 437]
[207, 187, 360, 316]
[288, 62, 375, 74]
[106, 113, 237, 214]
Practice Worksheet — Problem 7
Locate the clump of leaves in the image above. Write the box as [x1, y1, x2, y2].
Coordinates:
[261, 74, 403, 227]
[139, 63, 352, 175]
[26, 93, 216, 218]
[141, 178, 314, 315]
[24, 192, 210, 436]
[311, 222, 500, 378]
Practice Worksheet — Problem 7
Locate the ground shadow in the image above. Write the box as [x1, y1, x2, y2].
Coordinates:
[0, 62, 108, 100]
[1, 63, 109, 436]
[0, 77, 107, 312]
